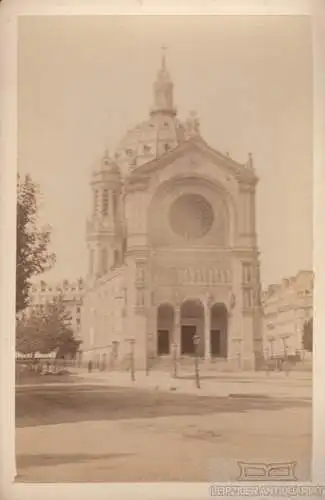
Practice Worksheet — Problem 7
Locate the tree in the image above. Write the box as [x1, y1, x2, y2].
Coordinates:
[16, 308, 47, 356]
[302, 318, 313, 352]
[16, 174, 55, 314]
[16, 295, 82, 358]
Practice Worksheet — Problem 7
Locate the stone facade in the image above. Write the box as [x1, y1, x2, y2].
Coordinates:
[80, 53, 263, 370]
[261, 270, 313, 357]
[29, 278, 84, 339]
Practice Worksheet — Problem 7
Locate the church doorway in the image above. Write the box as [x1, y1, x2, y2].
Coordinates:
[210, 303, 228, 357]
[157, 330, 170, 355]
[157, 304, 174, 355]
[210, 330, 221, 357]
[181, 325, 196, 355]
[180, 299, 204, 356]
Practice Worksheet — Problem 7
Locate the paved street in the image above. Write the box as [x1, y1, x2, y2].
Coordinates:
[67, 367, 312, 400]
[16, 372, 311, 482]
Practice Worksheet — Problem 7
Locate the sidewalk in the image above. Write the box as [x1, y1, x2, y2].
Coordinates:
[70, 368, 312, 401]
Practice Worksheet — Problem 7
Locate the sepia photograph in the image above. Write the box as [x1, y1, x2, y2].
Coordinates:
[14, 14, 313, 484]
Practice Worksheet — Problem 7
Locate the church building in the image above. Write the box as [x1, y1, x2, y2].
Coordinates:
[80, 52, 263, 370]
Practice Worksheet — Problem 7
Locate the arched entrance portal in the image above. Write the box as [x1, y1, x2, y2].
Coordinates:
[210, 303, 228, 358]
[157, 304, 174, 355]
[180, 300, 204, 356]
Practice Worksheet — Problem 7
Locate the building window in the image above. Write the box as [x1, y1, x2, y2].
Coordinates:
[89, 249, 95, 274]
[94, 189, 99, 214]
[76, 318, 81, 328]
[112, 191, 117, 218]
[102, 189, 109, 216]
[242, 263, 252, 284]
[76, 307, 81, 315]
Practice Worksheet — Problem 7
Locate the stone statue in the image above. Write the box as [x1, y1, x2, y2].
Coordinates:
[188, 267, 195, 283]
[205, 292, 214, 307]
[185, 111, 201, 138]
[229, 291, 236, 310]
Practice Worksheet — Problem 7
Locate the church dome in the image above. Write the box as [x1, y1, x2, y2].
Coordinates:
[113, 49, 188, 176]
[114, 114, 186, 175]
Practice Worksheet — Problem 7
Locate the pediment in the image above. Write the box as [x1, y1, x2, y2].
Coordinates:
[125, 136, 258, 188]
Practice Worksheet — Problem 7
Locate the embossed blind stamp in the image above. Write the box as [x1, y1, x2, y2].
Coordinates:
[237, 461, 298, 481]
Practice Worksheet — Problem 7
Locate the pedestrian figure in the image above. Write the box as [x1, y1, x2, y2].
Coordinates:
[88, 359, 93, 373]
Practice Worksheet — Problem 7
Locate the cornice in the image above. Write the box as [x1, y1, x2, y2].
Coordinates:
[125, 136, 258, 186]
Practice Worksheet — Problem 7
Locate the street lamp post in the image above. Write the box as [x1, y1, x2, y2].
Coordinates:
[145, 336, 151, 377]
[145, 332, 155, 377]
[233, 338, 243, 371]
[126, 338, 136, 381]
[267, 335, 275, 373]
[193, 334, 200, 389]
[280, 334, 290, 375]
[268, 335, 275, 359]
[171, 341, 178, 379]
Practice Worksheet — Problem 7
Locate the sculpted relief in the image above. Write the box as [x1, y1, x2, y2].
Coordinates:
[154, 265, 231, 286]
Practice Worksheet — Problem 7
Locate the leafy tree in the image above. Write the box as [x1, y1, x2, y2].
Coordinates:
[16, 174, 55, 314]
[302, 318, 313, 352]
[16, 307, 46, 356]
[16, 295, 82, 358]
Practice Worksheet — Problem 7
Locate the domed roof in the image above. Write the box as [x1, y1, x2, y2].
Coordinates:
[114, 113, 186, 175]
[113, 49, 191, 176]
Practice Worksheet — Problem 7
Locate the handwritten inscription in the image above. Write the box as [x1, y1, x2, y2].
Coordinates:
[154, 266, 231, 286]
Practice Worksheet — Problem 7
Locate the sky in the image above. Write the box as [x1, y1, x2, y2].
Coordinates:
[17, 15, 313, 287]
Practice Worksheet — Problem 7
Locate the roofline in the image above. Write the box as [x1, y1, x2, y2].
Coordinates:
[126, 135, 258, 184]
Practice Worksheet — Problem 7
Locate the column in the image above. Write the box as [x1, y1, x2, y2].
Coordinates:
[204, 302, 211, 360]
[147, 305, 157, 357]
[174, 305, 181, 357]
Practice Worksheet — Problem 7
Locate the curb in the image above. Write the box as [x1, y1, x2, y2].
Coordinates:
[72, 375, 312, 402]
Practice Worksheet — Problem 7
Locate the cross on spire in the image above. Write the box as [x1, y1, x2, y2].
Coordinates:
[150, 45, 176, 116]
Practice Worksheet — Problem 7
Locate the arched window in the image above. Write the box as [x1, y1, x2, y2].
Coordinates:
[102, 189, 109, 216]
[112, 191, 117, 218]
[89, 249, 95, 275]
[93, 189, 99, 214]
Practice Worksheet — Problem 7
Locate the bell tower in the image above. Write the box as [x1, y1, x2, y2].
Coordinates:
[86, 150, 122, 280]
